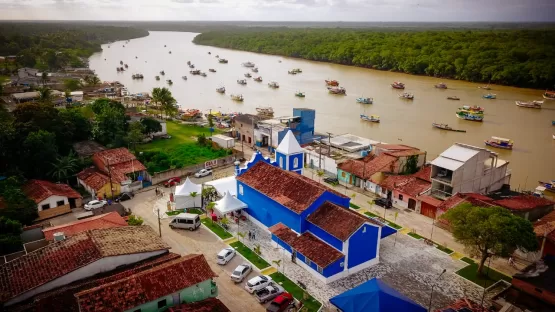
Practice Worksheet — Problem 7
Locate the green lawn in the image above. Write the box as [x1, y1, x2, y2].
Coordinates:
[349, 203, 360, 209]
[138, 122, 217, 151]
[456, 258, 512, 288]
[408, 232, 424, 240]
[166, 210, 182, 216]
[386, 221, 402, 230]
[186, 208, 204, 214]
[229, 241, 270, 269]
[201, 218, 232, 239]
[270, 272, 322, 312]
[461, 257, 475, 265]
[365, 211, 379, 218]
[436, 245, 453, 254]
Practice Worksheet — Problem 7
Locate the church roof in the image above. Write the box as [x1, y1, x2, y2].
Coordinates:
[307, 202, 375, 241]
[276, 130, 303, 155]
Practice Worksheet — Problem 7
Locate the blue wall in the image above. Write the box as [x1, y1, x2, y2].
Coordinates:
[306, 225, 343, 251]
[323, 257, 344, 277]
[300, 193, 350, 233]
[272, 235, 293, 253]
[347, 224, 379, 269]
[276, 152, 287, 171]
[293, 108, 315, 145]
[288, 153, 303, 172]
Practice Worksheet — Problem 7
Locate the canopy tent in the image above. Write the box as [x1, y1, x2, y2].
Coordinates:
[213, 191, 247, 215]
[174, 177, 202, 209]
[330, 278, 425, 312]
[205, 176, 237, 197]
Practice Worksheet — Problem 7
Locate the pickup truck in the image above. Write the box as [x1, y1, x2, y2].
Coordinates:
[254, 283, 284, 303]
[266, 292, 294, 312]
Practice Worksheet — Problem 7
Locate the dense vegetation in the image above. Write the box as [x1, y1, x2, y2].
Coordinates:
[194, 28, 555, 89]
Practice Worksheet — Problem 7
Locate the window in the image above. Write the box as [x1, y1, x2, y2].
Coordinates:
[341, 171, 346, 177]
[157, 299, 166, 309]
[279, 157, 283, 168]
[56, 200, 65, 207]
[239, 184, 244, 195]
[293, 157, 299, 169]
[340, 262, 344, 268]
[317, 266, 323, 274]
[305, 257, 312, 266]
[41, 204, 50, 210]
[362, 226, 366, 233]
[398, 194, 403, 200]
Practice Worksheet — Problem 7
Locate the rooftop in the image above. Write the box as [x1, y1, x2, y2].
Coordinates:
[396, 178, 431, 197]
[234, 113, 261, 125]
[291, 232, 344, 268]
[42, 212, 127, 240]
[513, 258, 555, 293]
[94, 147, 137, 165]
[493, 195, 554, 211]
[440, 144, 481, 162]
[379, 175, 413, 190]
[535, 210, 555, 243]
[168, 298, 230, 312]
[276, 130, 304, 155]
[22, 180, 81, 204]
[307, 201, 374, 241]
[72, 141, 106, 158]
[77, 168, 110, 192]
[338, 154, 397, 180]
[269, 223, 299, 246]
[325, 133, 381, 152]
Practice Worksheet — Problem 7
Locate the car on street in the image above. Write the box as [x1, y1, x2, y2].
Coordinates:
[254, 282, 284, 303]
[230, 263, 252, 283]
[84, 200, 107, 211]
[115, 192, 134, 202]
[194, 168, 213, 178]
[163, 177, 181, 187]
[217, 247, 236, 265]
[323, 176, 339, 185]
[266, 292, 294, 312]
[245, 275, 272, 293]
[375, 198, 392, 208]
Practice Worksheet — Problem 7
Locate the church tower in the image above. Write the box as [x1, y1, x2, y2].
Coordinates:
[275, 130, 304, 174]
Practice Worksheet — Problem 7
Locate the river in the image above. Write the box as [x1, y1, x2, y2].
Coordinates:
[88, 31, 555, 190]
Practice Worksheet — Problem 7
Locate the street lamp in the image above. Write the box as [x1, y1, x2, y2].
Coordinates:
[428, 268, 446, 312]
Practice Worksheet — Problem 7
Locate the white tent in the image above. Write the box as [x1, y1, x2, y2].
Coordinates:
[174, 177, 202, 209]
[205, 176, 237, 197]
[213, 191, 247, 216]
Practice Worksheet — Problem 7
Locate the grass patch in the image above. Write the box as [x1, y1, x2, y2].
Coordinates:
[270, 272, 322, 312]
[349, 203, 360, 209]
[461, 257, 475, 265]
[166, 210, 182, 216]
[456, 261, 512, 288]
[138, 122, 217, 150]
[186, 208, 204, 214]
[229, 241, 270, 269]
[365, 211, 379, 218]
[436, 245, 453, 254]
[386, 221, 402, 230]
[201, 218, 232, 239]
[408, 232, 424, 240]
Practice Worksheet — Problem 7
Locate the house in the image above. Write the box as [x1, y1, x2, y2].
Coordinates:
[430, 143, 511, 199]
[535, 210, 555, 257]
[232, 130, 396, 283]
[255, 108, 317, 152]
[379, 165, 433, 212]
[21, 179, 82, 221]
[42, 211, 127, 240]
[72, 140, 107, 158]
[0, 226, 170, 308]
[69, 91, 83, 102]
[77, 167, 119, 198]
[168, 298, 230, 312]
[128, 114, 168, 138]
[234, 114, 261, 147]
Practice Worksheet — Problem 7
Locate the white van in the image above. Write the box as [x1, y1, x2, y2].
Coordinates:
[169, 213, 201, 231]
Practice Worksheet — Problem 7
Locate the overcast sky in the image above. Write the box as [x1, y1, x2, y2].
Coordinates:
[1, 0, 554, 22]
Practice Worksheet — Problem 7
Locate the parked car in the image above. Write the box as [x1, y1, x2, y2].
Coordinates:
[375, 198, 392, 208]
[266, 292, 294, 312]
[254, 282, 284, 303]
[115, 192, 134, 202]
[217, 247, 236, 265]
[230, 264, 252, 283]
[194, 168, 213, 178]
[323, 176, 339, 185]
[163, 177, 181, 187]
[84, 200, 107, 211]
[245, 275, 272, 293]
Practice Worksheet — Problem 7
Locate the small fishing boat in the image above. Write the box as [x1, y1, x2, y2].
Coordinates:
[116, 67, 122, 72]
[460, 105, 485, 113]
[132, 74, 144, 79]
[215, 55, 219, 58]
[391, 82, 405, 89]
[295, 91, 305, 98]
[399, 92, 414, 100]
[552, 120, 555, 125]
[483, 94, 496, 99]
[135, 56, 138, 59]
[435, 83, 447, 89]
[268, 81, 279, 89]
[164, 45, 167, 47]
[209, 69, 216, 73]
[456, 110, 484, 122]
[216, 86, 226, 93]
[181, 109, 202, 119]
[515, 100, 543, 108]
[167, 80, 173, 85]
[479, 84, 491, 90]
[254, 76, 263, 82]
[190, 70, 201, 75]
[219, 58, 228, 64]
[485, 136, 513, 150]
[242, 61, 255, 67]
[432, 123, 466, 133]
[120, 61, 123, 65]
[169, 51, 172, 54]
[124, 64, 128, 68]
[237, 79, 247, 85]
[231, 94, 244, 102]
[288, 70, 297, 75]
[160, 70, 165, 75]
[543, 91, 555, 100]
[187, 61, 191, 65]
[208, 52, 211, 55]
[328, 86, 346, 95]
[256, 107, 274, 114]
[252, 67, 259, 73]
[360, 114, 380, 123]
[447, 96, 460, 100]
[293, 68, 302, 73]
[325, 80, 339, 86]
[155, 76, 160, 81]
[244, 73, 252, 78]
[189, 64, 195, 69]
[181, 76, 187, 80]
[356, 97, 373, 104]
[200, 72, 207, 77]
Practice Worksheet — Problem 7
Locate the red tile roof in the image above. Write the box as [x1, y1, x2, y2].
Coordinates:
[435, 298, 482, 312]
[493, 195, 554, 211]
[75, 254, 217, 312]
[338, 154, 397, 180]
[0, 226, 169, 303]
[42, 212, 127, 240]
[168, 298, 230, 312]
[385, 149, 425, 157]
[291, 232, 344, 268]
[77, 168, 110, 192]
[22, 180, 81, 204]
[395, 178, 431, 197]
[437, 193, 495, 212]
[307, 202, 372, 241]
[110, 160, 146, 176]
[378, 175, 412, 190]
[269, 223, 299, 246]
[94, 147, 137, 165]
[237, 161, 348, 213]
[535, 210, 555, 243]
[416, 195, 442, 207]
[412, 165, 432, 183]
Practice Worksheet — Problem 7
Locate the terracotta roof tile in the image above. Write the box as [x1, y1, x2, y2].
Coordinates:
[42, 212, 127, 240]
[437, 193, 495, 212]
[307, 202, 370, 241]
[110, 160, 146, 175]
[291, 232, 344, 268]
[375, 144, 417, 151]
[168, 298, 230, 312]
[237, 161, 348, 213]
[396, 178, 431, 197]
[378, 175, 412, 190]
[77, 168, 109, 191]
[416, 195, 442, 207]
[94, 147, 137, 165]
[535, 211, 555, 243]
[269, 223, 298, 246]
[494, 195, 554, 211]
[338, 154, 397, 180]
[22, 180, 81, 204]
[385, 149, 424, 157]
[412, 165, 432, 183]
[75, 254, 217, 312]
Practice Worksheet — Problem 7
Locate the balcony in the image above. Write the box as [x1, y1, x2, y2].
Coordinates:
[431, 189, 453, 200]
[432, 173, 453, 184]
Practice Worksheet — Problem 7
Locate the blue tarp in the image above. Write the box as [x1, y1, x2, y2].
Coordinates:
[330, 278, 426, 312]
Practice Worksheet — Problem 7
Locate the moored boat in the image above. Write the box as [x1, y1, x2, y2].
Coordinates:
[132, 74, 144, 79]
[295, 91, 305, 98]
[360, 114, 380, 123]
[515, 100, 543, 108]
[216, 86, 226, 93]
[356, 97, 373, 104]
[190, 70, 201, 75]
[120, 61, 123, 65]
[244, 73, 252, 78]
[237, 79, 247, 85]
[182, 76, 187, 80]
[447, 96, 460, 100]
[189, 64, 195, 69]
[256, 107, 274, 114]
[432, 123, 466, 133]
[456, 110, 484, 122]
[288, 70, 297, 75]
[391, 81, 405, 89]
[219, 58, 228, 64]
[483, 93, 496, 99]
[543, 91, 555, 100]
[124, 64, 128, 68]
[167, 79, 173, 85]
[215, 55, 219, 58]
[435, 83, 447, 89]
[231, 94, 244, 101]
[460, 105, 485, 113]
[325, 80, 339, 86]
[160, 70, 165, 75]
[200, 72, 207, 77]
[328, 86, 346, 95]
[399, 92, 414, 100]
[485, 136, 513, 150]
[293, 68, 302, 73]
[268, 81, 279, 88]
[208, 52, 211, 55]
[187, 61, 191, 65]
[252, 67, 259, 73]
[254, 76, 263, 82]
[155, 76, 160, 81]
[209, 69, 216, 73]
[242, 61, 255, 67]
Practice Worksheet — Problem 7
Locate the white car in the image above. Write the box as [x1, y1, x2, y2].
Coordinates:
[217, 247, 236, 265]
[194, 169, 213, 178]
[231, 264, 252, 283]
[245, 275, 272, 293]
[84, 200, 107, 211]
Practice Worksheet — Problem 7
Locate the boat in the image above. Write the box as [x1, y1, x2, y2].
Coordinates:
[169, 51, 172, 54]
[254, 76, 263, 82]
[164, 45, 167, 47]
[515, 100, 543, 108]
[216, 86, 226, 93]
[189, 64, 195, 69]
[360, 114, 380, 123]
[483, 94, 496, 99]
[182, 76, 187, 80]
[325, 80, 339, 86]
[124, 64, 128, 68]
[447, 96, 460, 100]
[256, 107, 274, 114]
[167, 80, 173, 85]
[160, 70, 165, 75]
[479, 84, 491, 90]
[432, 123, 466, 133]
[252, 67, 259, 73]
[215, 55, 219, 58]
[356, 97, 373, 104]
[190, 70, 201, 75]
[460, 105, 485, 113]
[293, 68, 302, 73]
[268, 81, 279, 88]
[435, 83, 447, 89]
[200, 72, 207, 77]
[456, 110, 484, 122]
[538, 180, 555, 193]
[219, 58, 228, 64]
[391, 82, 405, 89]
[288, 70, 297, 75]
[155, 76, 160, 81]
[328, 86, 346, 95]
[295, 91, 305, 98]
[242, 62, 255, 67]
[543, 91, 555, 100]
[552, 120, 555, 125]
[244, 73, 252, 78]
[399, 92, 414, 100]
[132, 74, 144, 79]
[237, 79, 247, 85]
[209, 69, 216, 73]
[181, 109, 202, 119]
[208, 52, 211, 55]
[120, 61, 123, 65]
[187, 61, 191, 65]
[484, 136, 513, 150]
[230, 94, 244, 101]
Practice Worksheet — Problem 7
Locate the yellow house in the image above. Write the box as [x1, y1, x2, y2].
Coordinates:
[77, 167, 122, 199]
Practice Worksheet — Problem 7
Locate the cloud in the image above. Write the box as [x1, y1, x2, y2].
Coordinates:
[171, 0, 194, 3]
[199, 0, 220, 3]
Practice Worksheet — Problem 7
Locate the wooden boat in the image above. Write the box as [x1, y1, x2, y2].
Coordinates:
[538, 180, 555, 192]
[181, 76, 187, 80]
[167, 80, 173, 85]
[295, 92, 305, 98]
[244, 73, 252, 78]
[325, 80, 339, 86]
[242, 61, 255, 67]
[190, 70, 200, 75]
[293, 68, 302, 73]
[189, 64, 195, 69]
[483, 94, 496, 99]
[237, 79, 247, 85]
[515, 100, 543, 108]
[160, 70, 165, 75]
[485, 136, 513, 150]
[399, 92, 414, 100]
[268, 81, 279, 88]
[216, 86, 225, 94]
[391, 82, 405, 89]
[208, 52, 211, 55]
[256, 107, 274, 114]
[456, 110, 484, 122]
[124, 64, 128, 68]
[181, 109, 202, 119]
[543, 91, 555, 100]
[230, 94, 244, 102]
[552, 120, 555, 125]
[360, 114, 380, 123]
[187, 61, 191, 65]
[460, 105, 485, 113]
[200, 72, 207, 77]
[356, 97, 373, 104]
[132, 74, 144, 79]
[215, 55, 219, 58]
[219, 58, 228, 64]
[328, 86, 346, 95]
[288, 70, 297, 75]
[435, 83, 447, 89]
[164, 45, 167, 47]
[479, 84, 491, 90]
[120, 61, 123, 65]
[155, 76, 160, 81]
[447, 96, 460, 100]
[252, 68, 259, 73]
[169, 51, 172, 54]
[209, 69, 216, 73]
[254, 76, 263, 82]
[432, 123, 466, 133]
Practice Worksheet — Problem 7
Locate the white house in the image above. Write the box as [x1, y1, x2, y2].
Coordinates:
[70, 91, 83, 102]
[21, 180, 82, 221]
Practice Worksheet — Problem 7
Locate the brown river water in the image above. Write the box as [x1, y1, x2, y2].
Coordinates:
[88, 31, 555, 190]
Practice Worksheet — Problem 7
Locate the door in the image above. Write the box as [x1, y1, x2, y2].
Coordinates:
[421, 202, 437, 219]
[291, 250, 297, 263]
[387, 190, 392, 200]
[408, 198, 416, 210]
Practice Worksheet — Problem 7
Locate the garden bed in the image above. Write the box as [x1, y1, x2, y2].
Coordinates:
[201, 218, 232, 239]
[436, 245, 453, 254]
[229, 241, 270, 269]
[456, 258, 512, 288]
[269, 272, 322, 312]
[408, 232, 424, 240]
[349, 203, 360, 209]
[186, 208, 204, 214]
[365, 211, 379, 218]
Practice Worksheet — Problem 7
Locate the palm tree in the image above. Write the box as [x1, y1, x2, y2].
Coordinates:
[189, 191, 199, 208]
[237, 231, 246, 242]
[89, 75, 101, 86]
[316, 170, 325, 184]
[37, 87, 53, 104]
[272, 259, 282, 272]
[41, 72, 49, 86]
[253, 244, 261, 256]
[49, 151, 78, 183]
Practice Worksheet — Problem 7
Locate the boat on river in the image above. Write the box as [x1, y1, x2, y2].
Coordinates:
[447, 96, 460, 100]
[479, 84, 491, 90]
[325, 80, 339, 86]
[360, 114, 380, 123]
[219, 58, 228, 64]
[399, 92, 414, 100]
[295, 91, 305, 98]
[288, 70, 297, 75]
[187, 61, 191, 65]
[237, 79, 247, 85]
[435, 83, 447, 89]
[293, 68, 302, 73]
[132, 74, 144, 79]
[116, 67, 124, 72]
[124, 64, 128, 68]
[208, 52, 211, 55]
[167, 80, 173, 85]
[516, 100, 543, 108]
[268, 81, 279, 88]
[543, 91, 555, 100]
[200, 72, 207, 77]
[189, 64, 195, 69]
[483, 94, 496, 99]
[328, 86, 346, 95]
[155, 76, 160, 81]
[456, 110, 484, 122]
[190, 70, 200, 75]
[216, 86, 226, 93]
[242, 61, 255, 67]
[552, 120, 555, 125]
[181, 109, 202, 119]
[356, 97, 373, 104]
[245, 73, 252, 78]
[254, 76, 263, 82]
[391, 82, 405, 89]
[181, 76, 187, 80]
[215, 55, 219, 58]
[169, 51, 172, 54]
[160, 70, 165, 75]
[256, 107, 274, 114]
[432, 123, 466, 133]
[460, 105, 485, 113]
[209, 69, 216, 73]
[252, 67, 259, 73]
[231, 94, 244, 102]
[485, 136, 513, 150]
[120, 61, 123, 65]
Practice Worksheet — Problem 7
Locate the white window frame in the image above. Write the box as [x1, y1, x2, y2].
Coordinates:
[293, 157, 299, 169]
[305, 257, 312, 266]
[279, 156, 284, 168]
[239, 184, 244, 195]
[317, 265, 323, 274]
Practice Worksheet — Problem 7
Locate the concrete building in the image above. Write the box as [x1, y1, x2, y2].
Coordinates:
[430, 143, 511, 199]
[21, 180, 82, 221]
[234, 114, 260, 148]
[256, 108, 317, 152]
[90, 147, 148, 194]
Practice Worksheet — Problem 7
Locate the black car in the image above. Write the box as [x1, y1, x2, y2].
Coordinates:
[374, 198, 392, 208]
[115, 192, 134, 202]
[323, 176, 339, 185]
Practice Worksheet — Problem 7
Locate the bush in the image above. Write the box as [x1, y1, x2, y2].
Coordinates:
[127, 214, 144, 226]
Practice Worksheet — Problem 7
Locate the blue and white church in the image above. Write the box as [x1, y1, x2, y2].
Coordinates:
[210, 130, 396, 283]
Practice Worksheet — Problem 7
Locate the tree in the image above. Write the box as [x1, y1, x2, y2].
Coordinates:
[92, 100, 128, 147]
[316, 170, 325, 183]
[127, 214, 144, 226]
[197, 133, 208, 146]
[84, 74, 101, 86]
[40, 72, 49, 86]
[140, 117, 162, 135]
[125, 121, 145, 150]
[0, 177, 38, 225]
[207, 114, 214, 128]
[253, 244, 262, 255]
[272, 259, 282, 272]
[36, 86, 53, 104]
[237, 231, 246, 242]
[151, 87, 177, 118]
[189, 191, 199, 207]
[0, 216, 23, 256]
[441, 203, 538, 275]
[49, 151, 78, 183]
[22, 130, 59, 178]
[63, 78, 82, 91]
[58, 108, 92, 143]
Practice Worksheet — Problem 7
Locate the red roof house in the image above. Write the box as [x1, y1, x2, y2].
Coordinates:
[42, 212, 127, 240]
[534, 210, 555, 257]
[21, 180, 82, 221]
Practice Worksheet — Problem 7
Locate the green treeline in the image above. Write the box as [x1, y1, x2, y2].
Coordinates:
[0, 22, 148, 70]
[194, 28, 555, 89]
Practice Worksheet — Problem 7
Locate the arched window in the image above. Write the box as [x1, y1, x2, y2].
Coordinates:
[279, 156, 283, 168]
[293, 157, 299, 169]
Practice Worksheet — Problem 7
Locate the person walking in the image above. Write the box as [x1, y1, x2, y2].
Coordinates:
[252, 232, 256, 241]
[248, 231, 252, 240]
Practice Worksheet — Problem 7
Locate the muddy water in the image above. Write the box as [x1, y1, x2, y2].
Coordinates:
[89, 31, 555, 190]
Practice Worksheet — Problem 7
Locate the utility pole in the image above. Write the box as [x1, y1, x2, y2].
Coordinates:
[428, 269, 446, 312]
[107, 157, 114, 200]
[157, 208, 162, 237]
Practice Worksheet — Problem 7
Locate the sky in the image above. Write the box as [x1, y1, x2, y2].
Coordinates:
[1, 0, 554, 22]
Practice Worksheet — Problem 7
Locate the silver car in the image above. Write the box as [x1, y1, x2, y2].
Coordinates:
[254, 282, 284, 303]
[245, 275, 272, 293]
[230, 264, 252, 283]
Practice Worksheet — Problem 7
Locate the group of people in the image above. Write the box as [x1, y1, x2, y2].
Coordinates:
[247, 230, 256, 240]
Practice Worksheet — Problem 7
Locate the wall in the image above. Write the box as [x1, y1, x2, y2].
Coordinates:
[237, 120, 255, 147]
[276, 153, 287, 171]
[37, 195, 68, 211]
[288, 153, 303, 174]
[37, 204, 71, 220]
[305, 150, 338, 177]
[391, 190, 409, 209]
[20, 226, 44, 243]
[512, 278, 555, 306]
[394, 153, 427, 174]
[347, 224, 379, 269]
[306, 225, 343, 251]
[151, 122, 167, 137]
